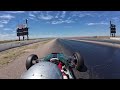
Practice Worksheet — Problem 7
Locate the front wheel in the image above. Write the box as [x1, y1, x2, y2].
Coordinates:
[73, 52, 87, 72]
[26, 54, 38, 70]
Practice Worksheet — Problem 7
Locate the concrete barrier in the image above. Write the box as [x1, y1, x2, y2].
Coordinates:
[0, 39, 49, 52]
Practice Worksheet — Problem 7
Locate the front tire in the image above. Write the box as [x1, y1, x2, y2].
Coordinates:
[73, 52, 85, 71]
[26, 54, 38, 70]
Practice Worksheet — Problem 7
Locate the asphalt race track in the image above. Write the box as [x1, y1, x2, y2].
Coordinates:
[0, 38, 120, 79]
[57, 38, 120, 79]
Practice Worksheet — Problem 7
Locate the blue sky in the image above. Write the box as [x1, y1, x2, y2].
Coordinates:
[0, 11, 120, 40]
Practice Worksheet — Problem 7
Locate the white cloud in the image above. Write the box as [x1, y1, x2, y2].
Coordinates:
[6, 11, 25, 13]
[87, 23, 95, 25]
[0, 14, 15, 20]
[71, 11, 79, 17]
[46, 11, 53, 14]
[87, 22, 108, 26]
[61, 11, 66, 18]
[55, 11, 60, 18]
[79, 13, 93, 17]
[29, 13, 36, 17]
[32, 11, 41, 14]
[112, 17, 120, 22]
[39, 14, 53, 20]
[71, 11, 94, 18]
[51, 21, 63, 24]
[58, 18, 63, 21]
[12, 30, 16, 33]
[67, 17, 72, 20]
[79, 13, 90, 17]
[65, 20, 74, 23]
[28, 17, 34, 20]
[51, 19, 74, 24]
[28, 16, 39, 22]
[0, 20, 9, 24]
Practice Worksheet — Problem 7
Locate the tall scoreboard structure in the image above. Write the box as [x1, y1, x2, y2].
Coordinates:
[110, 21, 116, 37]
[16, 19, 29, 41]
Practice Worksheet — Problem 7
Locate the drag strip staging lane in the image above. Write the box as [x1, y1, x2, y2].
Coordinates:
[58, 39, 120, 79]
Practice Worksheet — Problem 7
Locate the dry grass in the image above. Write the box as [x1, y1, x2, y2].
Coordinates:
[0, 39, 51, 67]
[0, 40, 15, 44]
[0, 38, 50, 44]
